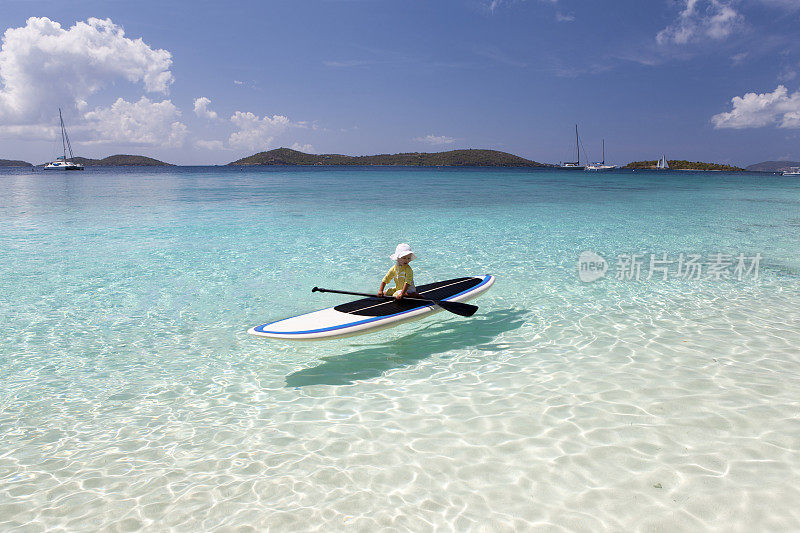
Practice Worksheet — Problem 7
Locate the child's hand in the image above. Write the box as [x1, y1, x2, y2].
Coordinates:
[377, 291, 384, 297]
[395, 292, 403, 300]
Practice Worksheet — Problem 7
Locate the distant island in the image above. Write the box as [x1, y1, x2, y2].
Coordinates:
[229, 148, 549, 167]
[0, 158, 33, 167]
[745, 161, 800, 172]
[36, 154, 171, 166]
[5, 150, 786, 171]
[624, 160, 744, 171]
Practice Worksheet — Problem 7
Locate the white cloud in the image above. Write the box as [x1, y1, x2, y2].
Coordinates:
[290, 142, 314, 153]
[779, 63, 799, 82]
[0, 124, 60, 140]
[414, 134, 456, 146]
[474, 45, 527, 67]
[487, 0, 504, 12]
[657, 0, 743, 45]
[756, 0, 800, 9]
[730, 52, 748, 65]
[228, 111, 291, 151]
[0, 17, 172, 124]
[83, 97, 187, 146]
[192, 110, 307, 153]
[555, 12, 575, 22]
[711, 85, 800, 129]
[232, 79, 259, 89]
[195, 139, 226, 151]
[486, 0, 558, 13]
[193, 97, 218, 120]
[323, 59, 374, 68]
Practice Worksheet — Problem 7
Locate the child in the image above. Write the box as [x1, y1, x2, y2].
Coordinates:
[378, 243, 422, 300]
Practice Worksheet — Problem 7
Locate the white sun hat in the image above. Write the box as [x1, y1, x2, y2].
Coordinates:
[390, 243, 417, 261]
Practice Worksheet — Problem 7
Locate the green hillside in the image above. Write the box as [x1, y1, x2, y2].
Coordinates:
[68, 154, 172, 166]
[0, 159, 32, 167]
[229, 147, 549, 167]
[624, 160, 743, 171]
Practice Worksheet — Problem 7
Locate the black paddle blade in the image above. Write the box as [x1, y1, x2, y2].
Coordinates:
[437, 300, 478, 317]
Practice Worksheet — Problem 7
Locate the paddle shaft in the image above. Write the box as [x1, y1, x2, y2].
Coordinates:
[313, 286, 439, 304]
[311, 287, 477, 317]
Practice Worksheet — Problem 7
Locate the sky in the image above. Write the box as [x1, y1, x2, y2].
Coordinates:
[0, 0, 799, 166]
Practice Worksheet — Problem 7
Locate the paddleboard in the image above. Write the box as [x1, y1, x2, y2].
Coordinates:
[248, 274, 495, 340]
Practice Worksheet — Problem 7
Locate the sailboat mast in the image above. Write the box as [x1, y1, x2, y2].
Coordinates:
[575, 124, 579, 165]
[65, 122, 75, 160]
[59, 108, 67, 161]
[602, 139, 605, 165]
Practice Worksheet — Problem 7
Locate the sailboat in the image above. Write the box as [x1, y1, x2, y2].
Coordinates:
[560, 124, 584, 169]
[585, 139, 617, 171]
[656, 155, 669, 170]
[44, 109, 84, 170]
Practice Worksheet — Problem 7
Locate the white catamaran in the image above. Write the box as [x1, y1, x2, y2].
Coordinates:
[656, 155, 669, 170]
[44, 109, 84, 171]
[585, 139, 617, 171]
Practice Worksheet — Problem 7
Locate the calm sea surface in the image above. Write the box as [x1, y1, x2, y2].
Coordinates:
[1, 166, 799, 531]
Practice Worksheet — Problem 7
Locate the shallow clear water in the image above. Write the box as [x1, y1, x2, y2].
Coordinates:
[1, 166, 799, 531]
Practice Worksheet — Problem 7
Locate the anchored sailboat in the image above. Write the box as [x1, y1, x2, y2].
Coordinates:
[656, 155, 669, 170]
[44, 109, 83, 170]
[585, 139, 617, 171]
[560, 124, 584, 169]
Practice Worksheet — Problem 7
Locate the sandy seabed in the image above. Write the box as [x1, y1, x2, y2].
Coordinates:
[3, 286, 799, 532]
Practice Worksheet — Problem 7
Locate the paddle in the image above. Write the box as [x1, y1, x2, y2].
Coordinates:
[311, 287, 478, 317]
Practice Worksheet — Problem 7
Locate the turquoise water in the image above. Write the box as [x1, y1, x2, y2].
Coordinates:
[2, 166, 800, 530]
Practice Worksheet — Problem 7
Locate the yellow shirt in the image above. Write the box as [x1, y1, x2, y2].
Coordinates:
[383, 264, 414, 290]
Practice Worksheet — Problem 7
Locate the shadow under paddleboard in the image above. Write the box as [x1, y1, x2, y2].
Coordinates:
[285, 308, 529, 387]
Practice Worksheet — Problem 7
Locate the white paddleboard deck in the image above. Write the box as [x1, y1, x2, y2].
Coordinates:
[249, 275, 495, 340]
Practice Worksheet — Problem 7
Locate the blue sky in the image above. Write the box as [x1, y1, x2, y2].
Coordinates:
[1, 0, 799, 165]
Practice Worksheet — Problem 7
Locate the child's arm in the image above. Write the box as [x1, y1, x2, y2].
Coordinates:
[395, 282, 410, 299]
[379, 266, 395, 297]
